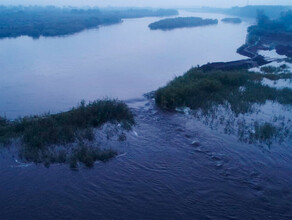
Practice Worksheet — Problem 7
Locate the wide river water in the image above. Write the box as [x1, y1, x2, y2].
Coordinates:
[0, 11, 248, 118]
[1, 11, 292, 220]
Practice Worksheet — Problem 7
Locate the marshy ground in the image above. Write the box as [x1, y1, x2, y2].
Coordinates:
[0, 99, 135, 168]
[155, 67, 292, 145]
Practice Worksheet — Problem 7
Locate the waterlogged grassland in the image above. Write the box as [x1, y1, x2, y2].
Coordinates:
[155, 68, 292, 114]
[155, 68, 292, 144]
[260, 64, 292, 75]
[0, 100, 135, 168]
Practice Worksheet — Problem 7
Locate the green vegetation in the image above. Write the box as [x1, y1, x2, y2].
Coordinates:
[0, 6, 178, 39]
[68, 144, 117, 169]
[189, 5, 292, 19]
[253, 122, 278, 142]
[226, 5, 292, 18]
[246, 10, 292, 44]
[237, 10, 292, 59]
[221, 18, 242, 24]
[148, 17, 218, 30]
[260, 64, 291, 74]
[155, 67, 292, 115]
[0, 99, 135, 168]
[237, 118, 289, 145]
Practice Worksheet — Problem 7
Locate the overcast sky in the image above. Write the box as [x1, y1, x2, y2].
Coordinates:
[2, 0, 292, 8]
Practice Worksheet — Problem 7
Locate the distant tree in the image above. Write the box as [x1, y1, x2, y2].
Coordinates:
[256, 10, 270, 26]
[279, 10, 292, 29]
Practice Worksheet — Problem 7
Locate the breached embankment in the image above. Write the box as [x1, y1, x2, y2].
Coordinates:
[201, 44, 271, 70]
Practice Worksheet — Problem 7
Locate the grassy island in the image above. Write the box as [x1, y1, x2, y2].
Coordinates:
[221, 18, 242, 24]
[155, 67, 292, 114]
[0, 100, 135, 168]
[148, 17, 218, 30]
[0, 6, 178, 39]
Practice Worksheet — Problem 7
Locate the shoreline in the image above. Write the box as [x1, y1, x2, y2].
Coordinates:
[200, 39, 288, 71]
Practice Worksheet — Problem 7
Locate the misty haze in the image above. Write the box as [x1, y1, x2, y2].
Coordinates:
[0, 1, 292, 219]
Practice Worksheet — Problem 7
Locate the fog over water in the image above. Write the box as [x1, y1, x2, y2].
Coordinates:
[2, 0, 292, 7]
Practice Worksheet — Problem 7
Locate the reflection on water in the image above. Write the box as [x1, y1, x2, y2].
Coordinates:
[0, 11, 248, 118]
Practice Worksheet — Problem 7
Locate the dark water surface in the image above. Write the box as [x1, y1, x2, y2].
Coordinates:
[1, 99, 292, 219]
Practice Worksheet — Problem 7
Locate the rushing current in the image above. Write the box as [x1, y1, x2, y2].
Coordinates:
[0, 11, 292, 219]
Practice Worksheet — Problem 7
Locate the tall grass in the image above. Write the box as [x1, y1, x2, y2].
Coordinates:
[0, 99, 135, 168]
[155, 67, 292, 115]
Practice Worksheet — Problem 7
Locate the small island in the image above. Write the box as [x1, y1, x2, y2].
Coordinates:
[221, 17, 242, 24]
[148, 17, 218, 30]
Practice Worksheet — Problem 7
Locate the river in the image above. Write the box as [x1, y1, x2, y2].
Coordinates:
[1, 11, 292, 220]
[0, 11, 248, 118]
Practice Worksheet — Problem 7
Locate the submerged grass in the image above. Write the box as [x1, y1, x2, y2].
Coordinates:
[254, 122, 277, 141]
[260, 65, 291, 75]
[68, 144, 117, 169]
[0, 99, 135, 168]
[155, 67, 292, 115]
[155, 67, 292, 144]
